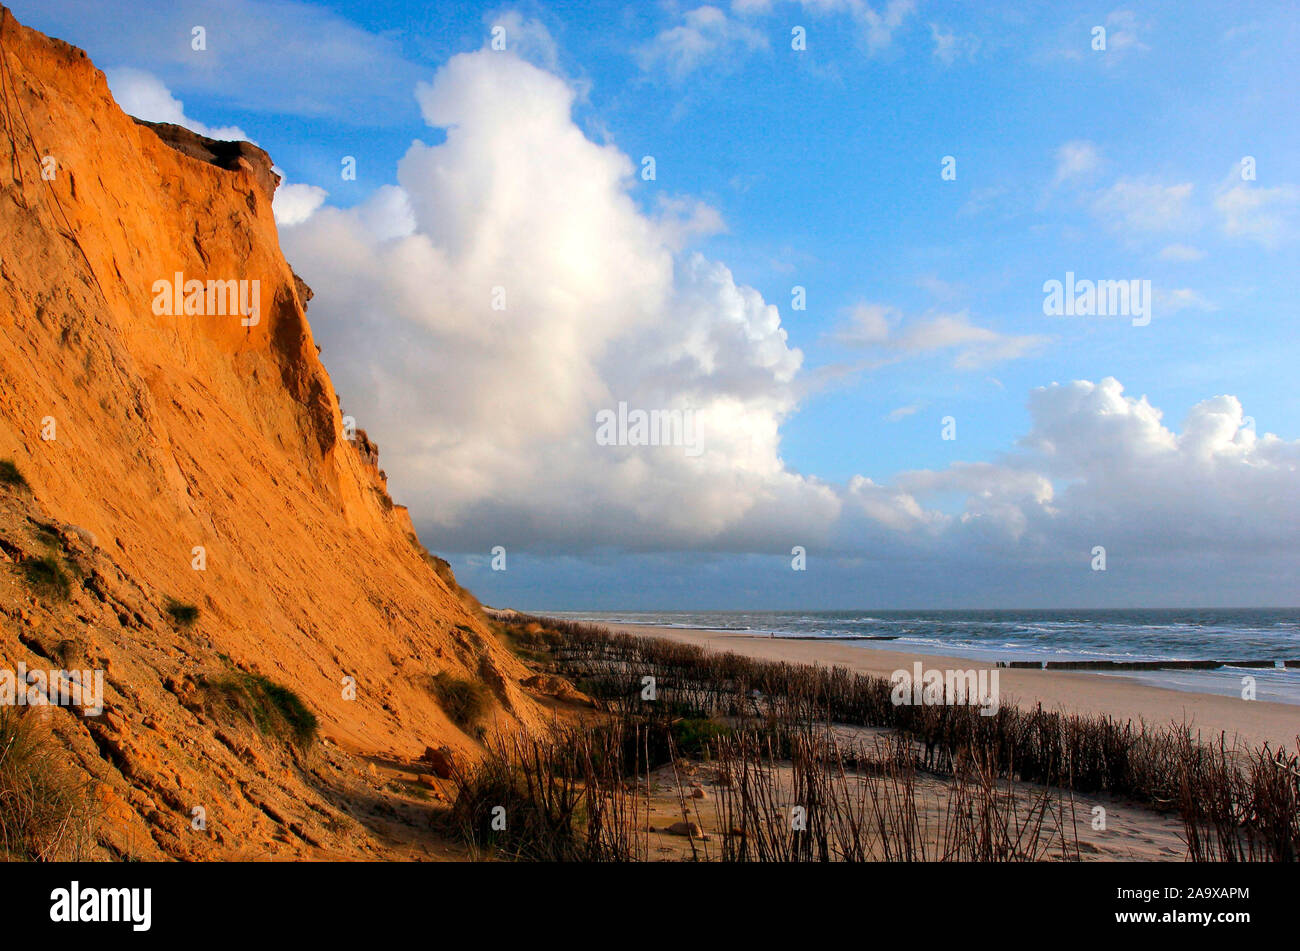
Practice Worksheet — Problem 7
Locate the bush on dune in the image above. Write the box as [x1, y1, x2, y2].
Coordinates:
[22, 555, 71, 601]
[429, 673, 491, 732]
[0, 459, 28, 489]
[201, 671, 318, 750]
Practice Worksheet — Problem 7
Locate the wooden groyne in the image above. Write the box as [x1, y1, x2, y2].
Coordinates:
[999, 659, 1300, 671]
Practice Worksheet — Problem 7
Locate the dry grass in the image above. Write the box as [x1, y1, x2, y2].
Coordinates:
[0, 707, 98, 860]
[429, 672, 491, 733]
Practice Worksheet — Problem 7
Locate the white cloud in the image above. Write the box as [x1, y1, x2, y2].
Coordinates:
[53, 0, 423, 122]
[835, 303, 894, 345]
[854, 0, 917, 52]
[915, 274, 963, 301]
[272, 182, 328, 227]
[483, 9, 560, 71]
[637, 6, 768, 80]
[728, 0, 917, 54]
[1101, 9, 1149, 53]
[350, 185, 417, 242]
[280, 47, 1298, 577]
[1154, 287, 1216, 315]
[1009, 380, 1296, 552]
[886, 403, 921, 421]
[1092, 178, 1195, 234]
[654, 195, 727, 250]
[1097, 9, 1149, 54]
[1158, 243, 1205, 262]
[1215, 175, 1300, 247]
[834, 305, 1049, 369]
[1020, 377, 1176, 468]
[106, 67, 249, 141]
[929, 22, 979, 65]
[1053, 140, 1102, 185]
[837, 378, 1299, 560]
[283, 47, 836, 551]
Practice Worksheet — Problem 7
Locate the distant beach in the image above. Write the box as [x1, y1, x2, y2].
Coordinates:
[563, 613, 1300, 752]
[554, 609, 1300, 696]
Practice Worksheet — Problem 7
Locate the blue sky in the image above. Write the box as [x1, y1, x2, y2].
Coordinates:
[14, 1, 1300, 608]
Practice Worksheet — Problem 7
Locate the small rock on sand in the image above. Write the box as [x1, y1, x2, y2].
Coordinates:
[421, 746, 457, 779]
[665, 821, 707, 839]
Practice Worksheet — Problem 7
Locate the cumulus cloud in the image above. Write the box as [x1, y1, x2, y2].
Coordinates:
[1001, 379, 1297, 555]
[272, 182, 328, 227]
[834, 378, 1299, 561]
[280, 44, 1298, 581]
[282, 46, 836, 551]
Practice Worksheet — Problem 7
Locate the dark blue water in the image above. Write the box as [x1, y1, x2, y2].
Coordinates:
[554, 608, 1300, 704]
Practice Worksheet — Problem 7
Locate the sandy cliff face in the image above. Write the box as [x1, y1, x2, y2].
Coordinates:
[0, 6, 537, 859]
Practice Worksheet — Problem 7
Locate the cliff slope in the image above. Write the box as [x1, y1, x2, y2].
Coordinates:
[0, 5, 539, 859]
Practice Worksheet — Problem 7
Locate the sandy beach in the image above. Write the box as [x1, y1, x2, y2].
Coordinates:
[609, 624, 1299, 752]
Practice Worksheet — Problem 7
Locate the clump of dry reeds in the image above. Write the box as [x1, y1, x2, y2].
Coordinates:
[1176, 735, 1299, 861]
[447, 719, 670, 861]
[708, 729, 1080, 862]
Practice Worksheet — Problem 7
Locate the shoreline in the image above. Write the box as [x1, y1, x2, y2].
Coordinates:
[603, 623, 1300, 752]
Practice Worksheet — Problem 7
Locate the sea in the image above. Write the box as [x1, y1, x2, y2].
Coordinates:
[550, 608, 1300, 706]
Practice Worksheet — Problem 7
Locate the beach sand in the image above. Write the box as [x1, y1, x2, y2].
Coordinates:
[609, 624, 1299, 752]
